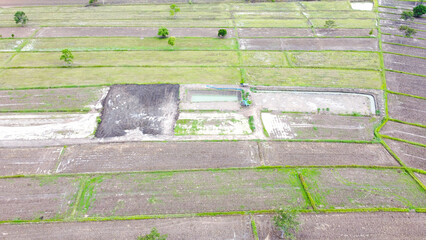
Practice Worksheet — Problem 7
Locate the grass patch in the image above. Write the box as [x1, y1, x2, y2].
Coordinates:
[21, 37, 238, 52]
[7, 51, 240, 67]
[0, 67, 241, 88]
[244, 67, 382, 89]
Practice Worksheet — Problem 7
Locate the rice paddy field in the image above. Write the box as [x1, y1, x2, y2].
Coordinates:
[0, 0, 425, 239]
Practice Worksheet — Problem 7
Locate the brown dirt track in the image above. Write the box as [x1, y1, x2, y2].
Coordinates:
[239, 38, 378, 51]
[0, 147, 61, 176]
[0, 177, 79, 221]
[385, 139, 425, 171]
[57, 141, 260, 173]
[255, 212, 426, 240]
[386, 71, 426, 97]
[387, 93, 426, 125]
[259, 142, 399, 166]
[381, 121, 426, 145]
[0, 215, 253, 240]
[36, 27, 235, 38]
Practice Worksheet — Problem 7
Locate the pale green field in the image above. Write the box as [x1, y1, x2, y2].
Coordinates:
[241, 51, 288, 67]
[21, 37, 238, 51]
[0, 67, 241, 89]
[6, 51, 240, 67]
[245, 67, 382, 89]
[236, 19, 310, 28]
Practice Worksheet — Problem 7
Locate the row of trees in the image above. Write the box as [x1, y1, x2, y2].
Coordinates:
[400, 2, 425, 37]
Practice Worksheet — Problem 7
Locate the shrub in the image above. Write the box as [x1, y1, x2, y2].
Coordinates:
[399, 25, 417, 37]
[89, 0, 98, 5]
[218, 29, 227, 38]
[401, 11, 414, 20]
[137, 227, 167, 240]
[14, 11, 28, 25]
[11, 34, 14, 38]
[324, 20, 336, 28]
[157, 27, 169, 38]
[168, 36, 176, 46]
[249, 116, 255, 132]
[170, 4, 180, 18]
[273, 208, 300, 240]
[369, 29, 373, 35]
[413, 4, 426, 17]
[60, 49, 74, 64]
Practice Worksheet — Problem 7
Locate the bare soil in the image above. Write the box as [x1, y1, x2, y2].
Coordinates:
[303, 168, 426, 209]
[0, 0, 189, 7]
[0, 215, 253, 240]
[87, 169, 308, 217]
[385, 139, 426, 171]
[380, 19, 426, 31]
[239, 38, 378, 51]
[57, 141, 260, 173]
[381, 121, 426, 145]
[255, 212, 426, 240]
[259, 142, 399, 166]
[0, 177, 79, 221]
[382, 35, 426, 49]
[380, 12, 426, 24]
[379, 0, 417, 9]
[316, 28, 376, 37]
[0, 147, 61, 176]
[0, 27, 37, 38]
[383, 43, 426, 58]
[382, 26, 426, 39]
[384, 53, 426, 75]
[237, 28, 314, 37]
[386, 71, 426, 98]
[96, 84, 179, 138]
[0, 87, 106, 112]
[415, 172, 426, 186]
[261, 113, 378, 141]
[36, 27, 234, 38]
[387, 93, 426, 125]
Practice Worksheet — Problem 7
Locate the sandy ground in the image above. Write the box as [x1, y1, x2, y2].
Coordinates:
[384, 54, 426, 76]
[261, 112, 376, 140]
[0, 215, 253, 240]
[36, 27, 235, 38]
[384, 139, 426, 171]
[0, 113, 99, 140]
[381, 121, 426, 145]
[0, 147, 62, 176]
[259, 141, 399, 166]
[386, 71, 426, 98]
[256, 212, 426, 240]
[252, 91, 375, 115]
[387, 93, 426, 125]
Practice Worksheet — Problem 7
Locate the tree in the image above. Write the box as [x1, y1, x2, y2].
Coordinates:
[14, 11, 28, 26]
[170, 4, 180, 18]
[88, 0, 98, 5]
[60, 49, 74, 64]
[218, 29, 227, 38]
[413, 4, 426, 17]
[137, 228, 167, 240]
[324, 20, 336, 28]
[401, 11, 414, 20]
[399, 25, 417, 37]
[168, 36, 176, 47]
[157, 27, 169, 38]
[273, 208, 300, 240]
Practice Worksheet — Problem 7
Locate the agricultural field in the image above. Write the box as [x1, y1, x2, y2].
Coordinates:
[0, 0, 425, 239]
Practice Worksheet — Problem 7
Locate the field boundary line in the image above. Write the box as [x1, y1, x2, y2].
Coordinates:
[382, 41, 426, 50]
[382, 51, 426, 59]
[385, 69, 426, 77]
[380, 134, 426, 148]
[250, 215, 259, 240]
[297, 173, 317, 212]
[388, 118, 426, 128]
[386, 90, 426, 100]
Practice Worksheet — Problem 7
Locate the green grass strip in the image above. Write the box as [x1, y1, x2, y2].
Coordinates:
[386, 90, 426, 100]
[0, 165, 409, 180]
[297, 173, 317, 212]
[317, 208, 410, 213]
[380, 134, 426, 148]
[389, 118, 426, 128]
[382, 41, 426, 50]
[251, 216, 259, 240]
[71, 179, 86, 217]
[379, 139, 407, 167]
[406, 170, 426, 192]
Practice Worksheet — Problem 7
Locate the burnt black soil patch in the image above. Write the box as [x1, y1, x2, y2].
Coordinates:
[96, 84, 179, 138]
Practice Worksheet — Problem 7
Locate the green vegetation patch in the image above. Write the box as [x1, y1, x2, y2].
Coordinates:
[7, 51, 239, 67]
[85, 169, 309, 217]
[244, 67, 382, 89]
[236, 19, 310, 28]
[311, 19, 377, 29]
[302, 168, 426, 210]
[288, 51, 380, 70]
[21, 37, 238, 51]
[0, 67, 241, 89]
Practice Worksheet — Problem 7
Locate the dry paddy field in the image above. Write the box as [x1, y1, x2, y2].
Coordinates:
[0, 0, 425, 239]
